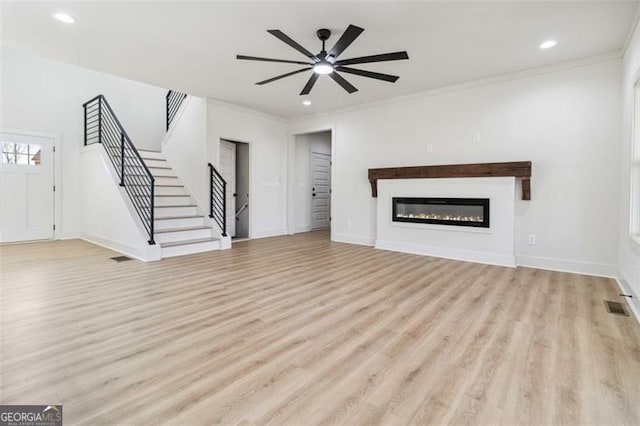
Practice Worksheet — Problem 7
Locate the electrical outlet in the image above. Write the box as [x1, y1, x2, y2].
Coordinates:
[527, 234, 536, 245]
[472, 134, 481, 144]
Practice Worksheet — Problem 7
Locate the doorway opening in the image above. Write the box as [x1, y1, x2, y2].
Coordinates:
[293, 130, 332, 234]
[219, 139, 250, 240]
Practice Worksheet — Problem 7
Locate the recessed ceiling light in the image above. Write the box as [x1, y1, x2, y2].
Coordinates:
[302, 100, 312, 106]
[539, 40, 557, 49]
[52, 13, 75, 24]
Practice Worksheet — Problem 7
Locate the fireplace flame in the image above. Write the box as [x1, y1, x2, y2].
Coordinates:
[396, 213, 483, 222]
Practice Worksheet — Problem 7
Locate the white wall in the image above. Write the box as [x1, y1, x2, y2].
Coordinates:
[79, 145, 161, 261]
[163, 96, 208, 211]
[1, 47, 168, 238]
[293, 131, 331, 232]
[291, 59, 622, 276]
[207, 100, 288, 239]
[619, 21, 640, 317]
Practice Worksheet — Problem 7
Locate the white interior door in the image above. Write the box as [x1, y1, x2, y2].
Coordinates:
[219, 140, 236, 237]
[311, 152, 331, 230]
[0, 133, 54, 243]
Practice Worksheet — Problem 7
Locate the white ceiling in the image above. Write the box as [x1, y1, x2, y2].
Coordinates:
[2, 1, 638, 118]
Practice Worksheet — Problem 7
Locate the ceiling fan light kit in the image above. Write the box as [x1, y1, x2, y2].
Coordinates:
[237, 24, 409, 95]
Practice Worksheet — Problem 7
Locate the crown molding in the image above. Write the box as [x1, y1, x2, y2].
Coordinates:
[291, 50, 622, 123]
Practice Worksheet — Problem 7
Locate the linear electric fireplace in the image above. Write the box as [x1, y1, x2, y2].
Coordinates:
[392, 197, 490, 228]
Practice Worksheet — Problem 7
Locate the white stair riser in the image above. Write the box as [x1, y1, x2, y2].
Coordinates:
[149, 167, 176, 177]
[145, 159, 168, 168]
[139, 151, 164, 160]
[155, 206, 197, 217]
[155, 176, 180, 186]
[155, 186, 187, 196]
[155, 195, 191, 206]
[156, 228, 212, 244]
[155, 216, 205, 230]
[161, 241, 220, 257]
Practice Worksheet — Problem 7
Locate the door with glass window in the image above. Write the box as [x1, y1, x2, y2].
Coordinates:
[0, 133, 54, 242]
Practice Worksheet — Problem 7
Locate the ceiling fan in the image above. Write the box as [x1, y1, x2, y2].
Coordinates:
[237, 24, 409, 95]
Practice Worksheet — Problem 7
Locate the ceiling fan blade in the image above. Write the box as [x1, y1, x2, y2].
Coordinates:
[256, 67, 311, 85]
[327, 24, 364, 59]
[335, 51, 409, 66]
[237, 55, 313, 66]
[267, 29, 318, 61]
[329, 71, 358, 94]
[336, 66, 399, 82]
[300, 73, 319, 95]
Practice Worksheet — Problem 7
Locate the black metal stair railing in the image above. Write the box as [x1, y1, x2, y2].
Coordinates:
[166, 90, 187, 130]
[83, 95, 155, 245]
[208, 163, 227, 237]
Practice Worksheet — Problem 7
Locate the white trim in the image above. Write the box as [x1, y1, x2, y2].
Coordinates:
[217, 137, 254, 240]
[332, 232, 375, 247]
[629, 76, 640, 249]
[614, 276, 640, 325]
[80, 235, 160, 262]
[293, 51, 621, 122]
[516, 255, 616, 278]
[206, 98, 287, 123]
[287, 125, 336, 239]
[252, 227, 287, 239]
[376, 239, 516, 268]
[295, 225, 312, 234]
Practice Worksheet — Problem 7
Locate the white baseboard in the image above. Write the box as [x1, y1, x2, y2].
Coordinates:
[252, 228, 287, 239]
[376, 239, 516, 268]
[332, 233, 375, 247]
[615, 276, 640, 325]
[80, 234, 161, 262]
[294, 225, 312, 234]
[516, 255, 616, 278]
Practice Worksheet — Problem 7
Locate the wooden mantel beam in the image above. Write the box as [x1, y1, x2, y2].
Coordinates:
[367, 161, 532, 200]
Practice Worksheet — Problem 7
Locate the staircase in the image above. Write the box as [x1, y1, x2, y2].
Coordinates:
[138, 149, 220, 258]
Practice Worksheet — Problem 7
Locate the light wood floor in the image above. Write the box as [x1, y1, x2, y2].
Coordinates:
[1, 231, 639, 425]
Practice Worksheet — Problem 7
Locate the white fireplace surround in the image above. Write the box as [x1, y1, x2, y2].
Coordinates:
[375, 177, 516, 267]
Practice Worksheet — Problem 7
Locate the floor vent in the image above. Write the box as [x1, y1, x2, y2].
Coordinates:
[604, 300, 629, 316]
[111, 255, 133, 262]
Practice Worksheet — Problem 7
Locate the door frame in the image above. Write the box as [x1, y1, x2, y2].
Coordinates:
[218, 137, 253, 240]
[287, 126, 335, 239]
[0, 128, 60, 242]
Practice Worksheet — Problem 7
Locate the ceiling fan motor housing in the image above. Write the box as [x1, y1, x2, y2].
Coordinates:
[316, 28, 331, 41]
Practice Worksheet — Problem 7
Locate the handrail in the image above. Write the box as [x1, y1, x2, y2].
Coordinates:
[166, 90, 187, 130]
[84, 94, 155, 245]
[235, 202, 248, 219]
[208, 163, 227, 237]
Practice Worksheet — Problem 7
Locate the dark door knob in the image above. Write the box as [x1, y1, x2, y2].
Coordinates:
[312, 193, 316, 197]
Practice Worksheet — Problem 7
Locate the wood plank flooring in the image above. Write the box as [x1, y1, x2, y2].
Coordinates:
[1, 231, 639, 425]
